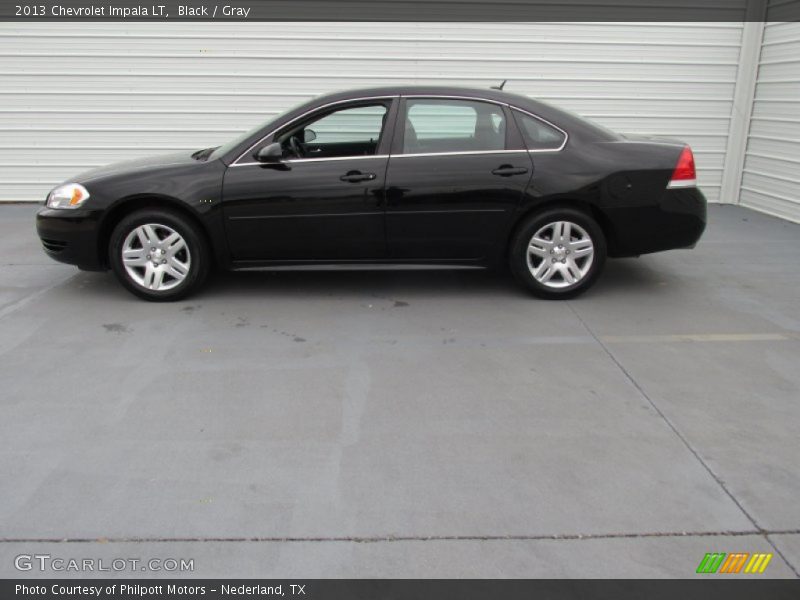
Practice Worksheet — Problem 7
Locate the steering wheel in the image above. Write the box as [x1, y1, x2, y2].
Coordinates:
[288, 135, 305, 158]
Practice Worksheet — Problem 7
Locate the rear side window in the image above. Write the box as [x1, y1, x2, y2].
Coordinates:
[513, 110, 566, 151]
[403, 99, 506, 154]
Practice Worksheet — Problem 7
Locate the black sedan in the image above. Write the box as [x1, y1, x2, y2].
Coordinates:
[37, 85, 706, 301]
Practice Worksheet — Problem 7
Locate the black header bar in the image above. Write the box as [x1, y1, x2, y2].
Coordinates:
[1, 0, 798, 22]
[4, 579, 800, 600]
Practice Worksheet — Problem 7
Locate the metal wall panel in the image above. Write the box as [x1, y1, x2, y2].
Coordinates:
[0, 21, 745, 202]
[741, 19, 800, 223]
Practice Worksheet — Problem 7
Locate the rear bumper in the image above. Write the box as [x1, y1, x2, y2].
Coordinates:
[36, 207, 106, 270]
[605, 187, 707, 258]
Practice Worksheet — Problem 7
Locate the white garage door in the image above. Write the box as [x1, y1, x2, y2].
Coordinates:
[740, 20, 800, 223]
[0, 21, 745, 202]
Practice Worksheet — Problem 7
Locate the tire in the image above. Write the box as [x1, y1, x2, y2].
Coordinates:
[108, 208, 210, 301]
[509, 207, 606, 299]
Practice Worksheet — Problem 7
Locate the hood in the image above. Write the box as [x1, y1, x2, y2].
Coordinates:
[72, 151, 200, 183]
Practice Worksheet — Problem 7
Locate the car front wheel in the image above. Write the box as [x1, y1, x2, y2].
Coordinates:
[509, 208, 606, 299]
[109, 208, 209, 301]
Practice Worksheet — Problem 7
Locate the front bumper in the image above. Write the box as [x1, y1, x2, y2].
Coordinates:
[36, 207, 106, 270]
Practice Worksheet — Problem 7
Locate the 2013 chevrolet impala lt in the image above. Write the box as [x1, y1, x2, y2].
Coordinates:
[36, 86, 706, 301]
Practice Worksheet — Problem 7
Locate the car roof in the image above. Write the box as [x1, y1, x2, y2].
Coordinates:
[317, 85, 543, 110]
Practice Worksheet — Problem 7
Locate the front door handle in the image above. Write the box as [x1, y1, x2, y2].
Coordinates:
[340, 171, 377, 183]
[492, 165, 529, 177]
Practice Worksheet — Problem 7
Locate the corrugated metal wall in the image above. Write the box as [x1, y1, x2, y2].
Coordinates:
[741, 20, 800, 222]
[0, 22, 746, 203]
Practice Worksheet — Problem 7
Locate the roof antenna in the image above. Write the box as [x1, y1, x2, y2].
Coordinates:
[491, 79, 507, 90]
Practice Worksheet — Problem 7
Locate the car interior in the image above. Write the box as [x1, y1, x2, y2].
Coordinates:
[277, 103, 389, 159]
[402, 100, 506, 154]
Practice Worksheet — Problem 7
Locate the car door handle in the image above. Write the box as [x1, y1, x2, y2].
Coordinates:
[492, 165, 529, 177]
[340, 171, 377, 183]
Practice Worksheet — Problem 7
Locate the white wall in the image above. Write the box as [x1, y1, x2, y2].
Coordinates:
[741, 20, 800, 222]
[0, 21, 750, 204]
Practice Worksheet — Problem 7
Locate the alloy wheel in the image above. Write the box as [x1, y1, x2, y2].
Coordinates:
[121, 223, 192, 291]
[526, 220, 594, 288]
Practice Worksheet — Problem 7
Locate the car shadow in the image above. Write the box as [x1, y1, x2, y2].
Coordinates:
[204, 267, 511, 300]
[69, 257, 672, 302]
[203, 257, 670, 300]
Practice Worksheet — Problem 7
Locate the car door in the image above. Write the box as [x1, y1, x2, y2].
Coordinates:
[384, 97, 533, 260]
[222, 98, 397, 261]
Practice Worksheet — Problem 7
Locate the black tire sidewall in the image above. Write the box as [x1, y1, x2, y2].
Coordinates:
[509, 208, 606, 299]
[109, 209, 209, 301]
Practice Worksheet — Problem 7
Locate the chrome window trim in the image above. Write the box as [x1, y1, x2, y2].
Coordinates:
[239, 149, 532, 165]
[230, 95, 397, 167]
[236, 154, 390, 167]
[392, 149, 525, 158]
[402, 94, 509, 107]
[286, 154, 390, 164]
[229, 93, 569, 167]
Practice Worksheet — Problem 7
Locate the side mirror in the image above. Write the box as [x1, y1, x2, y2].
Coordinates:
[303, 129, 317, 143]
[256, 142, 283, 163]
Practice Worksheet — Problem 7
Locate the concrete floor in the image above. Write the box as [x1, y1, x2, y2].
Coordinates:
[0, 203, 798, 578]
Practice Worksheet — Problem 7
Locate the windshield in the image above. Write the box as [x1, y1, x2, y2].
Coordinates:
[207, 116, 278, 162]
[207, 98, 316, 163]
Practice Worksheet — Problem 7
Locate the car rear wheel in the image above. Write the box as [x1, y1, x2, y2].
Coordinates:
[509, 208, 606, 299]
[109, 208, 209, 301]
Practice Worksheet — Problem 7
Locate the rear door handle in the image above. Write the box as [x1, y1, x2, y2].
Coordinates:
[492, 165, 529, 177]
[340, 171, 376, 183]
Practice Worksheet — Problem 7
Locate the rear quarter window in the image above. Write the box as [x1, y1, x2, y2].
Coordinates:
[513, 110, 567, 151]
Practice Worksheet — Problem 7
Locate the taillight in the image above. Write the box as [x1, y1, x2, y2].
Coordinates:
[667, 146, 696, 189]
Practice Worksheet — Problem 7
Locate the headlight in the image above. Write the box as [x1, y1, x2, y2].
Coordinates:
[46, 183, 90, 209]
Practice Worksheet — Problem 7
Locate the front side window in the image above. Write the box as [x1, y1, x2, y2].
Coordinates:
[277, 103, 388, 159]
[513, 110, 566, 151]
[403, 99, 506, 154]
